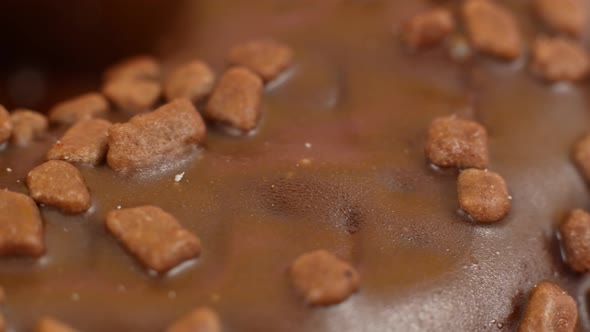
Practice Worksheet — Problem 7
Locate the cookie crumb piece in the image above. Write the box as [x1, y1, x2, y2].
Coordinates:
[290, 249, 360, 306]
[425, 116, 489, 169]
[48, 93, 109, 125]
[531, 36, 589, 82]
[403, 8, 455, 49]
[102, 79, 161, 113]
[47, 119, 112, 165]
[104, 55, 160, 82]
[0, 190, 44, 257]
[166, 307, 221, 332]
[518, 281, 577, 332]
[106, 205, 201, 273]
[463, 0, 522, 60]
[10, 109, 48, 147]
[165, 60, 216, 103]
[205, 67, 263, 132]
[560, 209, 590, 272]
[107, 99, 206, 173]
[535, 0, 587, 37]
[27, 160, 91, 214]
[36, 317, 79, 332]
[0, 105, 12, 144]
[228, 39, 293, 82]
[457, 169, 510, 223]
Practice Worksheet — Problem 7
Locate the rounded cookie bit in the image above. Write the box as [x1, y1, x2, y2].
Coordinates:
[164, 60, 216, 103]
[518, 281, 577, 332]
[103, 54, 161, 82]
[10, 109, 48, 147]
[48, 92, 109, 125]
[402, 8, 455, 49]
[26, 160, 91, 214]
[530, 36, 589, 83]
[559, 209, 590, 273]
[227, 39, 293, 82]
[102, 78, 162, 113]
[0, 189, 45, 257]
[36, 316, 80, 332]
[457, 169, 510, 223]
[165, 307, 221, 332]
[290, 249, 360, 306]
[425, 116, 489, 170]
[0, 105, 13, 144]
[535, 0, 587, 37]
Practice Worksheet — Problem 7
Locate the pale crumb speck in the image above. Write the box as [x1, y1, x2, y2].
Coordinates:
[6, 168, 12, 172]
[305, 142, 312, 149]
[116, 205, 122, 209]
[174, 172, 185, 182]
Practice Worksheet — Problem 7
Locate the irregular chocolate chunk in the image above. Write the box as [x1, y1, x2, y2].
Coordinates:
[10, 109, 48, 147]
[425, 116, 489, 169]
[227, 39, 293, 82]
[36, 317, 79, 332]
[403, 8, 455, 49]
[535, 0, 587, 36]
[0, 190, 44, 257]
[0, 105, 12, 144]
[462, 0, 522, 60]
[559, 209, 590, 272]
[518, 282, 577, 332]
[104, 55, 160, 82]
[531, 36, 589, 82]
[164, 60, 216, 103]
[106, 205, 201, 273]
[205, 67, 263, 132]
[48, 93, 109, 125]
[166, 307, 221, 332]
[102, 78, 161, 113]
[457, 169, 510, 223]
[290, 249, 360, 306]
[47, 119, 112, 165]
[107, 99, 206, 173]
[573, 133, 590, 182]
[26, 160, 91, 214]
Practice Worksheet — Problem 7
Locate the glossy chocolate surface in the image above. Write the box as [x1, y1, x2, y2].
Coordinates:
[1, 0, 590, 331]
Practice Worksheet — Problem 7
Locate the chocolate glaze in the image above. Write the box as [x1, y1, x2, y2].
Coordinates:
[1, 0, 590, 331]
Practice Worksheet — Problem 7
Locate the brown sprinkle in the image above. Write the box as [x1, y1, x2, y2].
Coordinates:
[10, 109, 48, 147]
[107, 99, 206, 173]
[0, 105, 12, 144]
[0, 190, 44, 257]
[462, 0, 522, 60]
[106, 205, 201, 273]
[518, 281, 577, 332]
[27, 160, 91, 214]
[227, 39, 293, 82]
[573, 133, 590, 182]
[103, 55, 160, 82]
[166, 307, 221, 332]
[402, 8, 455, 49]
[102, 78, 162, 113]
[535, 0, 587, 37]
[205, 67, 263, 132]
[531, 36, 589, 82]
[165, 60, 216, 103]
[425, 116, 489, 169]
[47, 119, 112, 165]
[48, 93, 109, 125]
[559, 209, 590, 272]
[457, 169, 510, 223]
[290, 249, 360, 306]
[36, 317, 79, 332]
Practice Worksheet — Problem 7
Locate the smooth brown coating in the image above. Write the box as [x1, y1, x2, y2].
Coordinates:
[106, 206, 201, 273]
[48, 93, 109, 125]
[107, 99, 206, 173]
[0, 105, 12, 144]
[47, 119, 112, 165]
[518, 282, 577, 332]
[227, 39, 293, 81]
[535, 0, 587, 37]
[164, 60, 216, 103]
[103, 55, 160, 82]
[36, 317, 79, 332]
[102, 78, 162, 113]
[0, 190, 44, 257]
[559, 209, 590, 273]
[425, 116, 489, 169]
[204, 67, 263, 132]
[457, 169, 510, 223]
[166, 307, 221, 332]
[402, 8, 455, 49]
[26, 160, 91, 214]
[530, 36, 589, 82]
[462, 0, 522, 60]
[290, 250, 360, 306]
[573, 133, 590, 182]
[10, 109, 48, 147]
